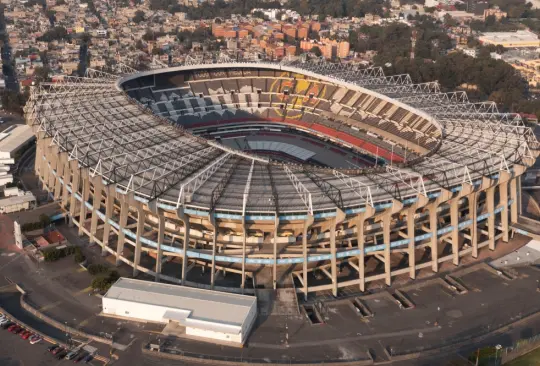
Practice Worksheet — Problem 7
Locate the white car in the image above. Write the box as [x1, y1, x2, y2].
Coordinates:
[29, 335, 42, 344]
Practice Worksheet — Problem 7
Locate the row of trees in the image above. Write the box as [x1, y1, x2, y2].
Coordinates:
[1, 89, 29, 115]
[43, 246, 85, 263]
[149, 0, 280, 18]
[350, 21, 537, 117]
[37, 26, 69, 42]
[287, 0, 388, 19]
[21, 214, 51, 232]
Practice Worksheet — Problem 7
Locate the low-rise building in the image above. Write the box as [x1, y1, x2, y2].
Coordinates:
[102, 278, 257, 345]
[479, 30, 540, 48]
[0, 192, 36, 214]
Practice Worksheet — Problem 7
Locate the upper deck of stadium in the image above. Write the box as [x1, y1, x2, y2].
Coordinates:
[25, 59, 539, 217]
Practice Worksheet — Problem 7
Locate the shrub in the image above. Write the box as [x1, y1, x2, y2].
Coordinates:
[90, 269, 120, 291]
[91, 275, 111, 291]
[74, 252, 86, 263]
[42, 246, 82, 262]
[108, 270, 120, 282]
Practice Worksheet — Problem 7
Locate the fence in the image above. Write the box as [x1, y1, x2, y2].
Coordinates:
[501, 333, 540, 364]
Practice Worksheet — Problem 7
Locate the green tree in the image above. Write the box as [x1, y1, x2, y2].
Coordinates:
[33, 66, 51, 86]
[133, 10, 145, 24]
[310, 46, 322, 57]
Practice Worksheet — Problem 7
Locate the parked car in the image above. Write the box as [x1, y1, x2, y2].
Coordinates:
[74, 351, 88, 363]
[65, 349, 80, 360]
[56, 350, 68, 360]
[83, 354, 93, 363]
[21, 331, 33, 339]
[7, 324, 17, 332]
[9, 325, 21, 333]
[0, 318, 10, 326]
[51, 347, 64, 355]
[47, 344, 59, 352]
[1, 321, 13, 329]
[29, 335, 42, 344]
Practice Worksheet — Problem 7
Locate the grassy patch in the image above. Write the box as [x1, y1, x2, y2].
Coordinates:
[507, 346, 540, 366]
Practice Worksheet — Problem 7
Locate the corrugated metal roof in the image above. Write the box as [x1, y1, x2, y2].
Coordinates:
[104, 278, 256, 327]
[0, 125, 35, 154]
[0, 193, 36, 206]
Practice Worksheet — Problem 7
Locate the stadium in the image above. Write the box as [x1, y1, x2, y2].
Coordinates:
[25, 58, 539, 299]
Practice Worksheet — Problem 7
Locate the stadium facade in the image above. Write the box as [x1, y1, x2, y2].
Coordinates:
[25, 60, 539, 298]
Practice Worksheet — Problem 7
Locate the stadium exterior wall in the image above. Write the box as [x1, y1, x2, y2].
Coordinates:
[33, 133, 526, 297]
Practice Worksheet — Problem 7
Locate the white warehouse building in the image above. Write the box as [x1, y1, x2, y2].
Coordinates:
[102, 278, 257, 345]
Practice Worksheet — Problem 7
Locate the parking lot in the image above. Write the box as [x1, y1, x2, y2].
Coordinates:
[0, 311, 100, 365]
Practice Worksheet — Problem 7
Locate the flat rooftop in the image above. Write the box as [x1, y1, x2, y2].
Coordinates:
[104, 278, 257, 327]
[479, 30, 540, 45]
[0, 124, 34, 154]
[0, 193, 36, 207]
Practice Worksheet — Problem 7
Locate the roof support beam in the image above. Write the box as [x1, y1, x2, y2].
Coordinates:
[177, 153, 232, 206]
[284, 166, 313, 215]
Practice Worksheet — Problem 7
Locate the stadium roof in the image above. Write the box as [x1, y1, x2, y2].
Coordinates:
[24, 60, 539, 215]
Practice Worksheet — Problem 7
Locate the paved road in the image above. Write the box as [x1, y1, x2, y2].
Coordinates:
[2, 218, 540, 365]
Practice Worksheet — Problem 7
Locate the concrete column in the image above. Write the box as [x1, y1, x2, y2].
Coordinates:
[429, 204, 439, 272]
[78, 171, 90, 236]
[34, 139, 43, 177]
[42, 143, 52, 188]
[155, 213, 165, 282]
[356, 215, 366, 292]
[241, 221, 247, 291]
[469, 192, 478, 258]
[53, 155, 66, 200]
[210, 227, 217, 289]
[69, 163, 80, 227]
[450, 199, 459, 266]
[61, 161, 71, 209]
[329, 223, 338, 297]
[510, 177, 518, 224]
[101, 185, 115, 254]
[133, 204, 145, 277]
[302, 215, 314, 300]
[499, 181, 509, 242]
[486, 186, 495, 251]
[115, 198, 129, 266]
[407, 207, 416, 280]
[273, 216, 279, 290]
[47, 146, 58, 190]
[89, 179, 103, 244]
[181, 217, 190, 285]
[383, 212, 391, 286]
[518, 175, 523, 216]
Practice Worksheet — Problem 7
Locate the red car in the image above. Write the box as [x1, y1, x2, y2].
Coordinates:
[12, 327, 23, 334]
[51, 347, 64, 355]
[7, 324, 17, 332]
[9, 325, 20, 333]
[21, 331, 32, 339]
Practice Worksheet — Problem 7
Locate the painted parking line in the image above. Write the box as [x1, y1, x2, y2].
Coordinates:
[78, 316, 93, 327]
[38, 300, 63, 312]
[76, 267, 87, 273]
[73, 286, 93, 296]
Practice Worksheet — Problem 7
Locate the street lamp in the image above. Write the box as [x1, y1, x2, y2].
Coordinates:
[495, 344, 502, 364]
